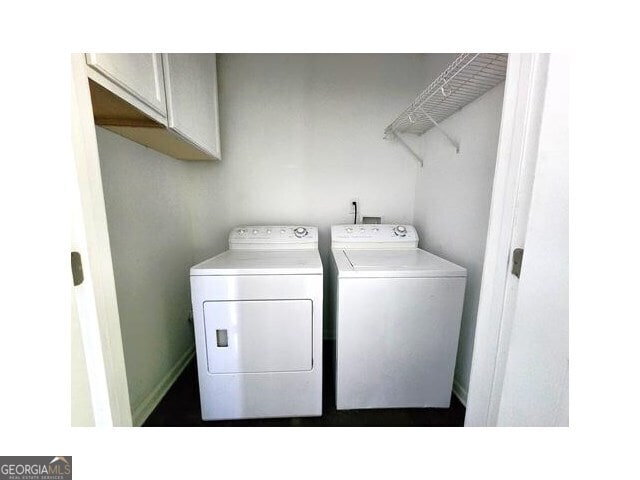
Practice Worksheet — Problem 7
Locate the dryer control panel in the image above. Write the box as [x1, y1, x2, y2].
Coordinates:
[230, 225, 318, 249]
[331, 224, 419, 249]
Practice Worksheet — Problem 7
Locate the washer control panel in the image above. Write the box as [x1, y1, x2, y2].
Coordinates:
[331, 224, 419, 249]
[229, 226, 318, 249]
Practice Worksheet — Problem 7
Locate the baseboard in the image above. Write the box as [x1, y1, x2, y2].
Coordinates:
[452, 377, 468, 407]
[131, 347, 195, 427]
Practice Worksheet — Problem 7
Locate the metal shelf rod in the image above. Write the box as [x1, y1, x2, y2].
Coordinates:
[419, 109, 459, 153]
[384, 53, 508, 164]
[390, 131, 424, 167]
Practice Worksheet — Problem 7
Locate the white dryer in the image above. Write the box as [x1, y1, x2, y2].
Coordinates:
[330, 224, 466, 410]
[190, 226, 322, 420]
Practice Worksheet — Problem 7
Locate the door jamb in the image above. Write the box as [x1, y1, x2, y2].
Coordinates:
[464, 53, 551, 427]
[71, 53, 132, 427]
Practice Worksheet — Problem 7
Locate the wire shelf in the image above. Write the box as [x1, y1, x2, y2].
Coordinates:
[385, 53, 508, 138]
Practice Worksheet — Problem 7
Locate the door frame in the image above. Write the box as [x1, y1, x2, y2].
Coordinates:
[71, 53, 132, 427]
[464, 53, 551, 426]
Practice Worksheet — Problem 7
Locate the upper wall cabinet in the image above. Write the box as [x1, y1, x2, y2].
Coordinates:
[85, 53, 221, 161]
[86, 53, 168, 125]
[163, 54, 221, 160]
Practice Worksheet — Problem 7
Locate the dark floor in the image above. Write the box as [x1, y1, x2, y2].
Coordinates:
[144, 341, 466, 427]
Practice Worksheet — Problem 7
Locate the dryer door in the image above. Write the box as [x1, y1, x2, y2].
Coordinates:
[204, 299, 313, 374]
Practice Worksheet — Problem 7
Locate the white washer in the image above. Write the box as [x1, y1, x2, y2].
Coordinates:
[190, 226, 322, 420]
[330, 224, 466, 410]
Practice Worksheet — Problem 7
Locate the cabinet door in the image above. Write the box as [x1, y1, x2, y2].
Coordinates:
[163, 53, 221, 159]
[85, 53, 167, 122]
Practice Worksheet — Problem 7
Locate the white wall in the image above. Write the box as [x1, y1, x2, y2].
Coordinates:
[412, 60, 505, 403]
[95, 127, 228, 424]
[218, 53, 429, 242]
[217, 53, 431, 335]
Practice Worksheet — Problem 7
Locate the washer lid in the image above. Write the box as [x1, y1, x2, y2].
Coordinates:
[338, 248, 466, 278]
[191, 249, 322, 276]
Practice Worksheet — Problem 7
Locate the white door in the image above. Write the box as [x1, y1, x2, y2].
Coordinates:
[163, 53, 221, 159]
[71, 276, 95, 426]
[495, 54, 569, 426]
[465, 54, 569, 426]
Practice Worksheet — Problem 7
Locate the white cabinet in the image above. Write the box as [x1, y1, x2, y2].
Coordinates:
[85, 53, 221, 161]
[163, 54, 221, 160]
[85, 53, 168, 124]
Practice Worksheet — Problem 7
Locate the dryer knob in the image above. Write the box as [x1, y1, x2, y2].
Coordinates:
[253, 229, 259, 234]
[294, 227, 308, 238]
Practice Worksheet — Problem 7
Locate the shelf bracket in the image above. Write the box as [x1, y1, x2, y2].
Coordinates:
[389, 130, 424, 167]
[420, 109, 460, 153]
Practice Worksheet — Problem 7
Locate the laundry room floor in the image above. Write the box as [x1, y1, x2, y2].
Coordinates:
[143, 341, 466, 427]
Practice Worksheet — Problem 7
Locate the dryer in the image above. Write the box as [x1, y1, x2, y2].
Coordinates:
[190, 226, 322, 420]
[330, 224, 466, 410]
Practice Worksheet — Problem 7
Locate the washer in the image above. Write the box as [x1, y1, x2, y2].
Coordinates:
[190, 225, 322, 420]
[330, 224, 466, 410]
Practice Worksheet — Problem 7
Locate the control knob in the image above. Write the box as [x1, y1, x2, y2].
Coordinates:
[393, 225, 408, 237]
[294, 227, 308, 238]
